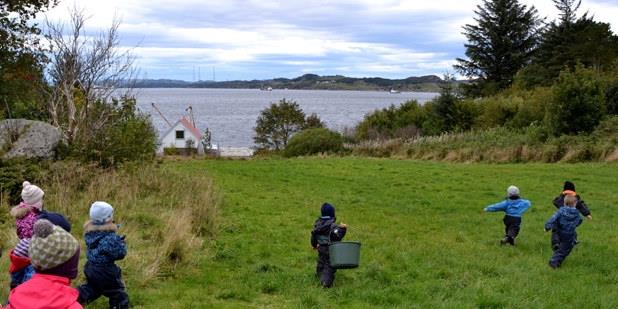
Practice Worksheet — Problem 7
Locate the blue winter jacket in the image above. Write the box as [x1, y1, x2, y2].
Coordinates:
[484, 198, 532, 217]
[83, 221, 127, 265]
[545, 206, 582, 234]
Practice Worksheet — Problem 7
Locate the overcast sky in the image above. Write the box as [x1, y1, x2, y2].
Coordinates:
[41, 0, 618, 81]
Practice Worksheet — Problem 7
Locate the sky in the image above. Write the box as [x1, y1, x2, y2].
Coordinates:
[40, 0, 618, 81]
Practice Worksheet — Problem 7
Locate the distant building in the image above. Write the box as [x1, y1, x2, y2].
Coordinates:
[158, 117, 204, 155]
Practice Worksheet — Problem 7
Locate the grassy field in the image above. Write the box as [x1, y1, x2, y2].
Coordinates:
[1, 158, 617, 308]
[166, 157, 618, 308]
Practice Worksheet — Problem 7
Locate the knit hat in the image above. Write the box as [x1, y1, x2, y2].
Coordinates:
[21, 181, 44, 210]
[507, 185, 520, 197]
[563, 181, 576, 192]
[29, 219, 79, 271]
[321, 202, 335, 218]
[90, 201, 114, 225]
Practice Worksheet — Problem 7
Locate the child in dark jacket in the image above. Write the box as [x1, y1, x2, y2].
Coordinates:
[310, 203, 347, 288]
[545, 194, 583, 268]
[77, 201, 129, 309]
[550, 181, 591, 250]
[484, 185, 532, 245]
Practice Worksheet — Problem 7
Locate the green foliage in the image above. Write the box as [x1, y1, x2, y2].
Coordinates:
[254, 99, 307, 150]
[355, 100, 425, 140]
[283, 128, 343, 157]
[545, 66, 606, 135]
[68, 97, 157, 167]
[455, 0, 541, 96]
[519, 12, 618, 88]
[303, 113, 325, 129]
[0, 158, 46, 204]
[0, 0, 55, 120]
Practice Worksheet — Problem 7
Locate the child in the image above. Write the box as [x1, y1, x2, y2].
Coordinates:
[310, 202, 347, 288]
[545, 194, 583, 268]
[8, 181, 42, 289]
[550, 181, 591, 250]
[9, 181, 73, 289]
[484, 185, 532, 245]
[6, 219, 82, 309]
[78, 201, 129, 309]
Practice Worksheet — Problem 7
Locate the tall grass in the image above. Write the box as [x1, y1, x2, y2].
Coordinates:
[349, 117, 618, 163]
[0, 161, 219, 307]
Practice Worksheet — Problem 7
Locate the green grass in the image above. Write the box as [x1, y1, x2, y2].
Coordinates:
[164, 157, 618, 308]
[2, 158, 617, 308]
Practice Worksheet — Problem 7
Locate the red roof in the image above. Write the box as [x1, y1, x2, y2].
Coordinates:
[180, 117, 202, 139]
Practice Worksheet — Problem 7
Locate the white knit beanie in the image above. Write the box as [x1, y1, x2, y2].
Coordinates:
[507, 185, 520, 197]
[90, 201, 114, 225]
[21, 181, 44, 209]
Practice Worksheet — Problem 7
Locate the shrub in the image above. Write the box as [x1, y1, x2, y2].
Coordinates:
[283, 128, 343, 157]
[69, 97, 157, 167]
[356, 100, 425, 140]
[545, 66, 606, 135]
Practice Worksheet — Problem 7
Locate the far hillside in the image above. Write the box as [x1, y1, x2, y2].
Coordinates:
[132, 74, 450, 92]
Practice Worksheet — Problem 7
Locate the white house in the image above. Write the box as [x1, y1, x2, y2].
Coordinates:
[158, 117, 204, 155]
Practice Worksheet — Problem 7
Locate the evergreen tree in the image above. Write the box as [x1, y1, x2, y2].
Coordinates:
[454, 0, 541, 97]
[518, 0, 618, 87]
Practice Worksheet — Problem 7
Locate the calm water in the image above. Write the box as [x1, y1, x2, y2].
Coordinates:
[134, 88, 438, 148]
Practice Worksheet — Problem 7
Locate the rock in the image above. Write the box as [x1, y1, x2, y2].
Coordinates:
[0, 119, 63, 159]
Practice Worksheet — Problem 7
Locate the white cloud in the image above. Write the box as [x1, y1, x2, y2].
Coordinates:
[39, 0, 618, 80]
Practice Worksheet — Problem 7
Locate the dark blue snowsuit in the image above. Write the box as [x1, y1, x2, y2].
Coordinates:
[311, 216, 347, 288]
[551, 192, 590, 249]
[545, 207, 583, 268]
[77, 221, 129, 308]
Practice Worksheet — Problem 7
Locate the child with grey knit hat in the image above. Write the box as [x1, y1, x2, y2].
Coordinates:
[77, 201, 129, 308]
[5, 219, 82, 308]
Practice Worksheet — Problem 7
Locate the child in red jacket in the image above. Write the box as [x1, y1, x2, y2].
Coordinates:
[6, 219, 82, 309]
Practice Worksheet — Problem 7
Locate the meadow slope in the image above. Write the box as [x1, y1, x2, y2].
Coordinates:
[166, 158, 618, 308]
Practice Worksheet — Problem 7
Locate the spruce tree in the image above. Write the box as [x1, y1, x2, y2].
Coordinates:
[454, 0, 540, 97]
[518, 1, 618, 88]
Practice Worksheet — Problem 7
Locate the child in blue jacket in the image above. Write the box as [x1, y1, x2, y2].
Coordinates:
[77, 201, 129, 308]
[545, 194, 583, 268]
[484, 185, 532, 245]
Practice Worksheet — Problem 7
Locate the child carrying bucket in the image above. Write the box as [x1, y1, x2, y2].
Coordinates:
[310, 203, 347, 288]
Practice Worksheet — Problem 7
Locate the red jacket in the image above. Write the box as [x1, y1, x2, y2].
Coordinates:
[8, 250, 31, 273]
[5, 273, 83, 309]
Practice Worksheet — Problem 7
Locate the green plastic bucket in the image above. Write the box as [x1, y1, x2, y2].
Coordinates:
[329, 241, 361, 269]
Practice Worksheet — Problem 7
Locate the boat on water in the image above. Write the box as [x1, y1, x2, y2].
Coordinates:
[260, 86, 273, 91]
[389, 88, 401, 94]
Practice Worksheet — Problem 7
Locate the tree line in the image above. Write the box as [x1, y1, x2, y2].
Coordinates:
[353, 0, 618, 143]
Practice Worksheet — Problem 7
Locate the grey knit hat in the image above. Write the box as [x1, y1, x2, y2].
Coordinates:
[29, 219, 79, 271]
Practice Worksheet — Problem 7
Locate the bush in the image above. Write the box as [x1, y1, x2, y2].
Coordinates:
[283, 128, 343, 157]
[69, 97, 157, 167]
[355, 100, 425, 140]
[545, 66, 606, 135]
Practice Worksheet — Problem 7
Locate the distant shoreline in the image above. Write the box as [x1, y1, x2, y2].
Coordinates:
[128, 73, 456, 93]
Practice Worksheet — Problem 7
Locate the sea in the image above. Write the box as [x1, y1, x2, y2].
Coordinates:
[133, 88, 438, 148]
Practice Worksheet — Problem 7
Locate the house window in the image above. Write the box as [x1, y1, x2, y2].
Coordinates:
[175, 130, 185, 139]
